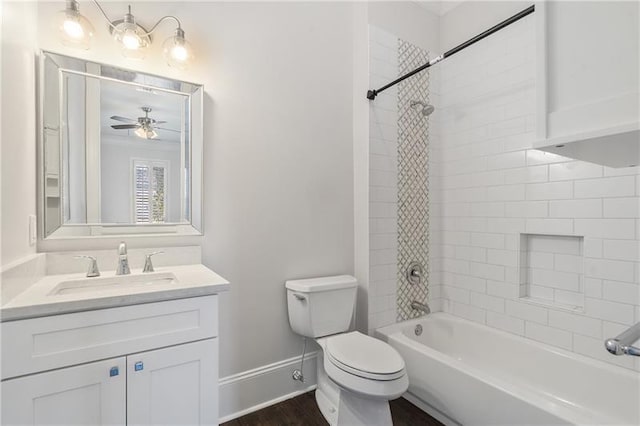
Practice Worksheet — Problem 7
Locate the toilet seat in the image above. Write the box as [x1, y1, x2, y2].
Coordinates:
[326, 332, 406, 381]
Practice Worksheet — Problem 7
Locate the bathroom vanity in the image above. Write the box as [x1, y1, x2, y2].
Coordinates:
[1, 257, 229, 425]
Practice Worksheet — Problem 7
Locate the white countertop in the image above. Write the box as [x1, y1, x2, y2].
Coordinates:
[1, 264, 230, 322]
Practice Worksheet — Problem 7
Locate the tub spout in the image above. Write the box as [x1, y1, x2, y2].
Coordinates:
[411, 300, 431, 315]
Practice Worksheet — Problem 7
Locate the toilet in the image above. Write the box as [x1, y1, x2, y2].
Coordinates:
[285, 275, 408, 426]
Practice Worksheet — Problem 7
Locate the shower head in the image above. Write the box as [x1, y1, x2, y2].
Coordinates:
[410, 100, 435, 116]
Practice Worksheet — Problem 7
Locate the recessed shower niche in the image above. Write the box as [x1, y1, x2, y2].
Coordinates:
[519, 234, 585, 311]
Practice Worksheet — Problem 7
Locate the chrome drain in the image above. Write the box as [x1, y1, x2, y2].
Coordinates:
[415, 324, 423, 336]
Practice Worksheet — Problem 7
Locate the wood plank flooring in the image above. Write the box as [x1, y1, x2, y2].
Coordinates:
[222, 391, 443, 426]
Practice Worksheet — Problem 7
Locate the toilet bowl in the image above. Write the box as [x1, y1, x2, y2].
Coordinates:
[285, 275, 408, 426]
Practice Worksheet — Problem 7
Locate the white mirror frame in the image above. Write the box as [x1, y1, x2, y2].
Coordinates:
[38, 50, 204, 240]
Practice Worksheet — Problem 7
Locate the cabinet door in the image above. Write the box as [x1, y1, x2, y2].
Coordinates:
[1, 357, 126, 425]
[127, 339, 218, 425]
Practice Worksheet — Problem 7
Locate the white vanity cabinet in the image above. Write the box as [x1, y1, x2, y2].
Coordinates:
[1, 295, 220, 426]
[534, 1, 639, 167]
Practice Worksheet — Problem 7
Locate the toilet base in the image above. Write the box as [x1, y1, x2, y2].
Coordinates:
[315, 351, 393, 426]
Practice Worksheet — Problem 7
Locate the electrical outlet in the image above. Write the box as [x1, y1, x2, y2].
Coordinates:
[29, 215, 37, 246]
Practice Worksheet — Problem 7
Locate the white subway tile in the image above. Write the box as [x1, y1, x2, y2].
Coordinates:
[486, 218, 526, 234]
[603, 240, 640, 262]
[470, 261, 505, 281]
[583, 238, 603, 258]
[603, 198, 639, 218]
[585, 297, 635, 324]
[470, 202, 505, 217]
[549, 199, 602, 218]
[548, 311, 602, 338]
[487, 280, 519, 299]
[584, 258, 635, 282]
[549, 162, 603, 181]
[487, 249, 518, 267]
[486, 311, 525, 335]
[504, 165, 549, 184]
[553, 289, 584, 308]
[602, 280, 640, 304]
[525, 322, 573, 350]
[471, 292, 506, 313]
[574, 176, 636, 199]
[506, 300, 548, 324]
[526, 181, 573, 200]
[470, 232, 505, 249]
[528, 251, 554, 269]
[574, 219, 636, 240]
[505, 201, 548, 218]
[442, 286, 471, 304]
[584, 278, 603, 298]
[486, 184, 526, 201]
[554, 254, 583, 274]
[530, 268, 580, 291]
[486, 151, 526, 170]
[525, 218, 573, 235]
[452, 302, 487, 324]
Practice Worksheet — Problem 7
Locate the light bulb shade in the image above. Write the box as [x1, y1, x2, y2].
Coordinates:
[112, 18, 150, 59]
[134, 126, 157, 139]
[55, 2, 95, 50]
[162, 29, 194, 69]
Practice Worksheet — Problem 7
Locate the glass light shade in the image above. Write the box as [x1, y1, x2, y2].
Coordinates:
[112, 20, 149, 59]
[55, 6, 95, 50]
[162, 29, 194, 70]
[135, 126, 157, 139]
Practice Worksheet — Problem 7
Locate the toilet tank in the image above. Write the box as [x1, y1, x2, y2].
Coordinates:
[285, 275, 358, 338]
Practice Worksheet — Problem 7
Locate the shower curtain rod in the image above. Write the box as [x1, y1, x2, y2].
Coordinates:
[366, 4, 535, 100]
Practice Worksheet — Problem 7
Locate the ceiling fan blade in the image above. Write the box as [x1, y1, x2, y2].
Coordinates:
[110, 115, 137, 123]
[155, 127, 180, 132]
[154, 120, 167, 124]
[111, 124, 140, 129]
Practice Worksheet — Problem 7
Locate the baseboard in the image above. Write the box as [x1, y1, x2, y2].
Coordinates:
[402, 392, 460, 426]
[218, 351, 318, 423]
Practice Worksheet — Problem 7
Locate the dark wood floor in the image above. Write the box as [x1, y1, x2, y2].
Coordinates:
[222, 391, 443, 426]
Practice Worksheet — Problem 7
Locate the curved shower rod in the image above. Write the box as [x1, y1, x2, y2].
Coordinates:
[366, 4, 535, 100]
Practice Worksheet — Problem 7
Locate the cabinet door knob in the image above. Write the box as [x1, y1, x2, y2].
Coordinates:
[134, 361, 144, 371]
[110, 367, 119, 377]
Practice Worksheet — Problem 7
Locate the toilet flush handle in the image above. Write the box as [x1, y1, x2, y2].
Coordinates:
[293, 293, 307, 302]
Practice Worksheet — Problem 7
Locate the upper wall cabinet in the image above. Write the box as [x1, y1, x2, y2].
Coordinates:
[534, 1, 639, 167]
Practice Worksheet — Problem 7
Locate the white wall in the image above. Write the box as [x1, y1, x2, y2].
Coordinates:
[1, 1, 38, 268]
[432, 2, 640, 371]
[33, 1, 355, 415]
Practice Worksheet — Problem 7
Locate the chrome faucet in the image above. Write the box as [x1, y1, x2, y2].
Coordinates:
[116, 241, 130, 275]
[411, 300, 431, 315]
[605, 322, 640, 357]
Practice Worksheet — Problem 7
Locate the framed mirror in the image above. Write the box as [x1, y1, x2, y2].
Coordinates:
[39, 51, 203, 239]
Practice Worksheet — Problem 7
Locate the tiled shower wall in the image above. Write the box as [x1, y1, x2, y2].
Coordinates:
[430, 14, 640, 371]
[368, 26, 432, 332]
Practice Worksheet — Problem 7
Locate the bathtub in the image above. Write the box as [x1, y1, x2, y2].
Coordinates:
[376, 313, 640, 426]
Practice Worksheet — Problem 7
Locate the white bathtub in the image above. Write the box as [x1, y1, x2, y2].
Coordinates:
[376, 313, 640, 426]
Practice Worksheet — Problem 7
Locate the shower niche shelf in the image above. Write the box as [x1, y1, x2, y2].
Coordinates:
[518, 234, 585, 312]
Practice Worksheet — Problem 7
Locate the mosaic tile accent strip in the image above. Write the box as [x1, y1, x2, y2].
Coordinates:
[396, 39, 430, 321]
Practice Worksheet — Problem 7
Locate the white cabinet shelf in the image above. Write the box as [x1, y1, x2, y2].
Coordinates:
[535, 1, 639, 168]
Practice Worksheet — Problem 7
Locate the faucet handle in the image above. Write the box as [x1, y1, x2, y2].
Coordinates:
[74, 255, 100, 277]
[143, 251, 164, 273]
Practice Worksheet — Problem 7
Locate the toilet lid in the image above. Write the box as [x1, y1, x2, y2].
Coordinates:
[326, 332, 405, 380]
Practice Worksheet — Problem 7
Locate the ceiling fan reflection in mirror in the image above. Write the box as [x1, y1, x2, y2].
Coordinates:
[110, 106, 178, 140]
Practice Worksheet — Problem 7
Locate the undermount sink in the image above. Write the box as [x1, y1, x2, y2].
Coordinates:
[49, 272, 179, 296]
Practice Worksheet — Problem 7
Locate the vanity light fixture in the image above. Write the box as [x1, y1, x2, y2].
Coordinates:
[57, 0, 195, 69]
[56, 0, 95, 50]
